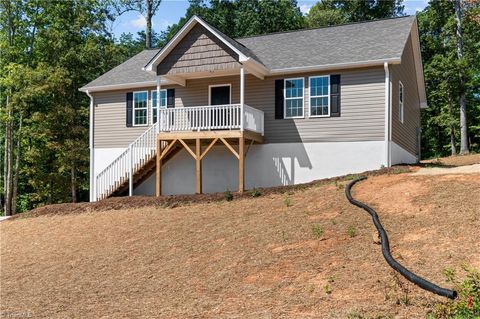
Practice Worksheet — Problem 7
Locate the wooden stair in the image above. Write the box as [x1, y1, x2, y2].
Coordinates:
[110, 144, 182, 197]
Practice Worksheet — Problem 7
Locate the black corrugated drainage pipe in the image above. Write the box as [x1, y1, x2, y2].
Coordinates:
[345, 176, 457, 299]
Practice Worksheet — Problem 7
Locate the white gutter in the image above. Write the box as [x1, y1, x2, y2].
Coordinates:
[384, 62, 391, 167]
[79, 79, 174, 93]
[269, 58, 401, 75]
[86, 90, 95, 202]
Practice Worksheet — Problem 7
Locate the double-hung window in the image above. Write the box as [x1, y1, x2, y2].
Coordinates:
[151, 89, 167, 124]
[309, 76, 330, 117]
[133, 91, 148, 126]
[399, 81, 404, 123]
[284, 78, 304, 118]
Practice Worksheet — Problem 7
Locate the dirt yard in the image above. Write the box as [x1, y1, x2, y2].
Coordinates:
[1, 165, 479, 318]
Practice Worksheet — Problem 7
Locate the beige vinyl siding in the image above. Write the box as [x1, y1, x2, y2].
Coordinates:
[93, 67, 386, 148]
[157, 24, 240, 75]
[247, 67, 386, 143]
[390, 34, 421, 156]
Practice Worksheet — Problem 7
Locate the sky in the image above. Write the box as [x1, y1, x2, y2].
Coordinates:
[110, 0, 429, 39]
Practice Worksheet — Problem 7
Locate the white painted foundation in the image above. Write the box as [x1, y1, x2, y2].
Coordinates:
[133, 141, 385, 196]
[94, 148, 127, 177]
[391, 141, 418, 165]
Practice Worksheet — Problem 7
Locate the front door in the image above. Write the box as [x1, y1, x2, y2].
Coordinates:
[209, 85, 231, 128]
[210, 85, 231, 106]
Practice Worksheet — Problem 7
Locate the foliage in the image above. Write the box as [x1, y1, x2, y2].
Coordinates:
[0, 0, 138, 213]
[158, 0, 305, 47]
[251, 188, 261, 197]
[347, 225, 357, 237]
[429, 265, 480, 318]
[306, 0, 404, 27]
[418, 0, 480, 158]
[311, 224, 324, 239]
[223, 189, 233, 201]
[283, 195, 292, 207]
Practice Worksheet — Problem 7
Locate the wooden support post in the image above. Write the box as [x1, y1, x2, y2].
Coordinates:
[238, 135, 245, 193]
[156, 138, 162, 197]
[196, 138, 202, 194]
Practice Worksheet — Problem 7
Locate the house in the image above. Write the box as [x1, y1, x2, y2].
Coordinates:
[80, 15, 426, 201]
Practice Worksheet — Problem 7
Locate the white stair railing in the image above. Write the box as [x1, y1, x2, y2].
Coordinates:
[95, 122, 158, 201]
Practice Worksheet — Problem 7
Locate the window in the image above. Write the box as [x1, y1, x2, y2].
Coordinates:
[399, 81, 404, 123]
[284, 78, 304, 118]
[309, 76, 330, 117]
[133, 91, 148, 126]
[151, 89, 166, 124]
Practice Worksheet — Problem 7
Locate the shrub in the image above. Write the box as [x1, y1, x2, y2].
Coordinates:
[429, 265, 480, 319]
[311, 224, 324, 239]
[347, 226, 357, 238]
[324, 284, 332, 294]
[224, 190, 233, 201]
[283, 195, 292, 207]
[251, 188, 261, 197]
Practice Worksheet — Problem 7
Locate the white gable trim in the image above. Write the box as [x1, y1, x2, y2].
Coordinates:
[144, 15, 254, 74]
[410, 18, 427, 109]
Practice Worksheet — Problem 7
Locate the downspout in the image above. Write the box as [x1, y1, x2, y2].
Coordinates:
[86, 90, 95, 201]
[384, 62, 391, 167]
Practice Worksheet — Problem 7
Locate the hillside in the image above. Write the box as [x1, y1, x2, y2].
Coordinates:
[1, 158, 479, 318]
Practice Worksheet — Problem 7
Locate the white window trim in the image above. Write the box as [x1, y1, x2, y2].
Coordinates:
[150, 89, 167, 124]
[308, 75, 330, 118]
[399, 81, 404, 124]
[133, 91, 149, 127]
[284, 77, 305, 119]
[208, 84, 232, 106]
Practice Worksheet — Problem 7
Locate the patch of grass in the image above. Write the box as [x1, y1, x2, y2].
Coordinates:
[335, 180, 345, 190]
[251, 188, 261, 198]
[347, 226, 357, 238]
[389, 167, 410, 174]
[429, 265, 480, 319]
[311, 224, 324, 239]
[283, 195, 292, 207]
[331, 219, 337, 225]
[224, 190, 233, 202]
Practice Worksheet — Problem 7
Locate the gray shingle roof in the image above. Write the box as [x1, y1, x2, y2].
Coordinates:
[236, 16, 415, 70]
[80, 49, 159, 91]
[81, 16, 415, 90]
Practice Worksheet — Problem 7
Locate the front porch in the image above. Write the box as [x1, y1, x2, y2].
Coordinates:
[156, 129, 263, 196]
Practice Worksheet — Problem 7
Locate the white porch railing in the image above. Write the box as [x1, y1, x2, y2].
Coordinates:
[94, 104, 264, 201]
[158, 104, 264, 135]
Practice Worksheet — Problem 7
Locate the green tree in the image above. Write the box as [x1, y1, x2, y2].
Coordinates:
[306, 0, 404, 28]
[418, 0, 479, 158]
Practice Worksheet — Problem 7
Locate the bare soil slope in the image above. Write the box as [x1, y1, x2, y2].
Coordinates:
[1, 170, 479, 318]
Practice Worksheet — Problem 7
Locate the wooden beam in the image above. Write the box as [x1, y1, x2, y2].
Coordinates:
[160, 139, 177, 159]
[220, 137, 239, 159]
[245, 139, 254, 156]
[158, 130, 263, 143]
[196, 138, 202, 194]
[238, 136, 245, 193]
[179, 139, 197, 159]
[156, 138, 162, 197]
[200, 138, 218, 160]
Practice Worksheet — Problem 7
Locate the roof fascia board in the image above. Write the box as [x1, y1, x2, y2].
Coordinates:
[411, 18, 428, 108]
[79, 80, 173, 93]
[268, 58, 401, 75]
[144, 15, 248, 73]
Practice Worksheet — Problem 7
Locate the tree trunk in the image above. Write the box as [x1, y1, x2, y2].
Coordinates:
[71, 165, 77, 203]
[454, 0, 469, 154]
[11, 115, 22, 214]
[4, 99, 13, 216]
[447, 95, 457, 155]
[145, 0, 153, 49]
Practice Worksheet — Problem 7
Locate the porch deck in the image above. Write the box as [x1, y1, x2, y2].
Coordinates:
[95, 104, 264, 200]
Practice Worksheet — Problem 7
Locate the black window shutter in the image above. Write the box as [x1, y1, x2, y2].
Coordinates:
[126, 92, 133, 127]
[274, 79, 284, 119]
[167, 89, 175, 108]
[330, 74, 341, 117]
